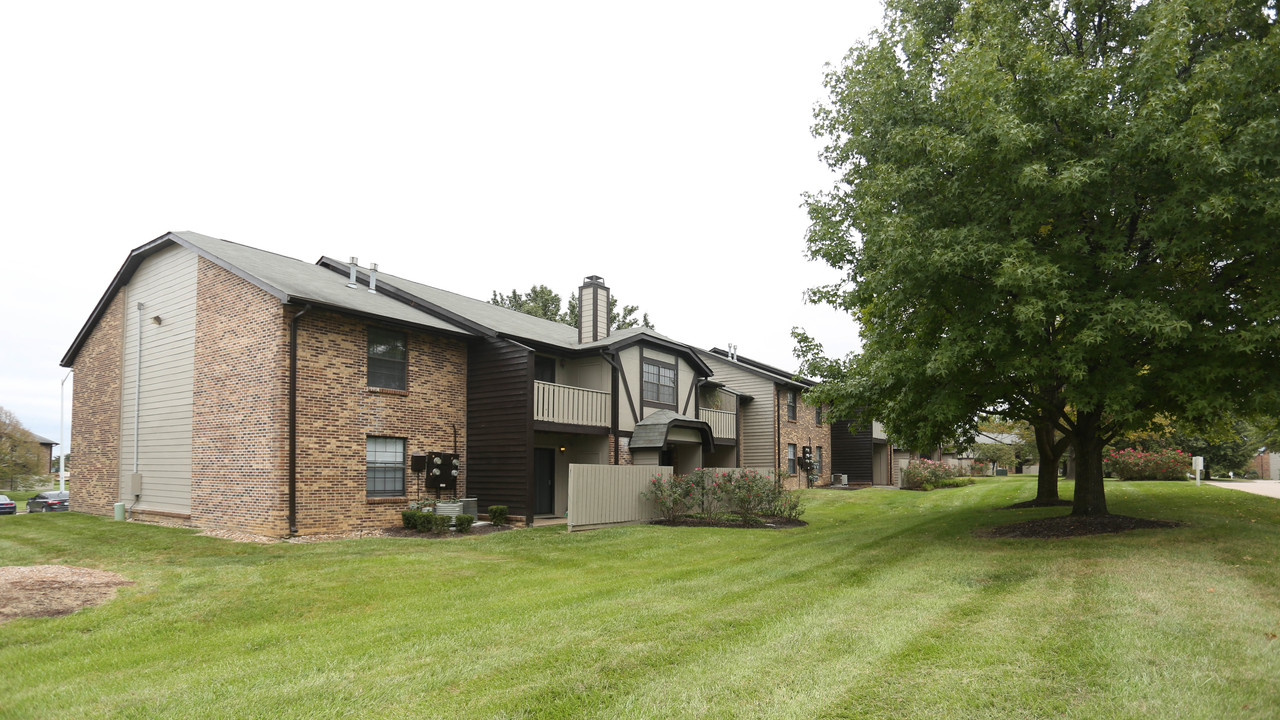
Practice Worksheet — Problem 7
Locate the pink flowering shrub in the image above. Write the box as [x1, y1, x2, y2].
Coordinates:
[902, 459, 975, 491]
[643, 468, 805, 524]
[1105, 448, 1190, 481]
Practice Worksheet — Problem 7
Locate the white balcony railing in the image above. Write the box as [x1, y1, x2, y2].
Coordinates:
[700, 408, 736, 440]
[534, 381, 610, 427]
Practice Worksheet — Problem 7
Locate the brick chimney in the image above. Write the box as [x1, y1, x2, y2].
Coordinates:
[578, 275, 610, 343]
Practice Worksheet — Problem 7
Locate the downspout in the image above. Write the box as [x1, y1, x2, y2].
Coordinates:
[288, 304, 311, 536]
[130, 302, 144, 519]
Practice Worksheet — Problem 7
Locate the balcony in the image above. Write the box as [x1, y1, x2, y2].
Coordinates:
[699, 407, 736, 441]
[534, 381, 610, 428]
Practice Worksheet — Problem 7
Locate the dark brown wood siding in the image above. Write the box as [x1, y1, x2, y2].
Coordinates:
[831, 420, 873, 484]
[466, 338, 534, 519]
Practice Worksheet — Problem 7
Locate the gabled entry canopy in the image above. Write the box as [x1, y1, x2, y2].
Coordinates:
[629, 410, 715, 452]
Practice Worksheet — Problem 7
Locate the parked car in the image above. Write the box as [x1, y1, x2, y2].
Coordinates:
[0, 495, 15, 514]
[27, 491, 69, 513]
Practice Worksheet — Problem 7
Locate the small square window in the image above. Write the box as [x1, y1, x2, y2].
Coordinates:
[368, 328, 407, 390]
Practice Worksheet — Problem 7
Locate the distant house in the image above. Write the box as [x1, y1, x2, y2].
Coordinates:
[62, 231, 836, 536]
[27, 432, 57, 473]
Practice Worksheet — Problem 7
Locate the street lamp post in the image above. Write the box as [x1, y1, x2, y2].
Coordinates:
[59, 369, 71, 492]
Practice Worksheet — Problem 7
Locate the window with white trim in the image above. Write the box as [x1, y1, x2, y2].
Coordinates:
[366, 436, 405, 497]
[787, 444, 797, 475]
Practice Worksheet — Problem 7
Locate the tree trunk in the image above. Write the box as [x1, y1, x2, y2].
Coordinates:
[1033, 421, 1061, 504]
[1070, 410, 1109, 517]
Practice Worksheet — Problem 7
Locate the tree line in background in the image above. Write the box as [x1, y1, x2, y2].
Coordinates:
[796, 0, 1280, 516]
[0, 405, 48, 491]
[490, 285, 654, 332]
[956, 414, 1276, 480]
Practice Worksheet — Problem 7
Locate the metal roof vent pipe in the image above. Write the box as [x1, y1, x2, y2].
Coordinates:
[368, 263, 378, 293]
[346, 257, 359, 289]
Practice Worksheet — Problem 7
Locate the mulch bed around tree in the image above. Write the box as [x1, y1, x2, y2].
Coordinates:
[1003, 498, 1074, 509]
[651, 517, 808, 529]
[978, 513, 1184, 539]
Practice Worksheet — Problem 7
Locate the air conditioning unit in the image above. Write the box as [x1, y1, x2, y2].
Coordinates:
[832, 474, 847, 486]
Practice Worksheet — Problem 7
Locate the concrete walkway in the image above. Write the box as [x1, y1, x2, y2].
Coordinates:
[1205, 480, 1280, 500]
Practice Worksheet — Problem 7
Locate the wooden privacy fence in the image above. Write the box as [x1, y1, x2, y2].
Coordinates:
[567, 464, 670, 532]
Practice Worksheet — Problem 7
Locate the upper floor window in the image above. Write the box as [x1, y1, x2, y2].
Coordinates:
[815, 406, 822, 425]
[368, 328, 407, 390]
[642, 359, 677, 407]
[786, 390, 797, 421]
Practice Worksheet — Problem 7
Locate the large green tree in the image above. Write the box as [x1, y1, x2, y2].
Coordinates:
[491, 285, 654, 331]
[0, 406, 43, 490]
[798, 0, 1280, 516]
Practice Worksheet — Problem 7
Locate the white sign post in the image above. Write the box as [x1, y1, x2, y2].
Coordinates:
[1193, 456, 1204, 486]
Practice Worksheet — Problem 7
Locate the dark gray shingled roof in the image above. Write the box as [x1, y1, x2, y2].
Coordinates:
[628, 410, 714, 450]
[62, 232, 474, 366]
[174, 233, 471, 336]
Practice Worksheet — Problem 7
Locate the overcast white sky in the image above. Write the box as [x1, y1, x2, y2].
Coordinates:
[0, 1, 881, 450]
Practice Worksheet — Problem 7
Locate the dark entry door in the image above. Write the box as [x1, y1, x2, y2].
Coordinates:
[534, 448, 555, 515]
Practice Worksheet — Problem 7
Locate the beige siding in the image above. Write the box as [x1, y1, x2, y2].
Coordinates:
[119, 244, 197, 514]
[617, 346, 641, 432]
[561, 355, 610, 392]
[701, 354, 777, 468]
[567, 463, 670, 531]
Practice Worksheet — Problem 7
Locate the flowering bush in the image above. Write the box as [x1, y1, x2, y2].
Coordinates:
[968, 461, 990, 477]
[643, 468, 805, 524]
[718, 469, 782, 524]
[1105, 448, 1191, 481]
[644, 473, 690, 521]
[901, 459, 955, 489]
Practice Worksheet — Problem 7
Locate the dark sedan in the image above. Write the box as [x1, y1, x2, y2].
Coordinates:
[27, 491, 69, 512]
[0, 495, 15, 514]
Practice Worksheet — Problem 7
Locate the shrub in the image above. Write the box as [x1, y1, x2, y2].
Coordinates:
[1105, 448, 1190, 481]
[770, 491, 806, 520]
[902, 459, 956, 490]
[487, 505, 508, 526]
[968, 461, 989, 477]
[643, 473, 689, 521]
[718, 469, 782, 525]
[431, 513, 453, 534]
[454, 514, 475, 533]
[412, 511, 435, 533]
[401, 509, 422, 529]
[921, 476, 976, 491]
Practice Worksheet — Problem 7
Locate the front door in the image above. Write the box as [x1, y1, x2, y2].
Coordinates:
[534, 448, 555, 515]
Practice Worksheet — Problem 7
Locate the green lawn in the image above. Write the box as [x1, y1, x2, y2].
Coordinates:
[2, 478, 1278, 719]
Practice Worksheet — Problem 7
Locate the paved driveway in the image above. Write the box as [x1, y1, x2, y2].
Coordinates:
[1206, 480, 1280, 500]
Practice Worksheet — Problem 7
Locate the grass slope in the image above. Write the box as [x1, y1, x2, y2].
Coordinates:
[1, 477, 1277, 719]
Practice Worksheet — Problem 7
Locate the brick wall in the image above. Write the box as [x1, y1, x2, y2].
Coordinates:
[609, 434, 634, 465]
[191, 257, 291, 535]
[294, 309, 467, 534]
[69, 293, 124, 516]
[777, 387, 832, 490]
